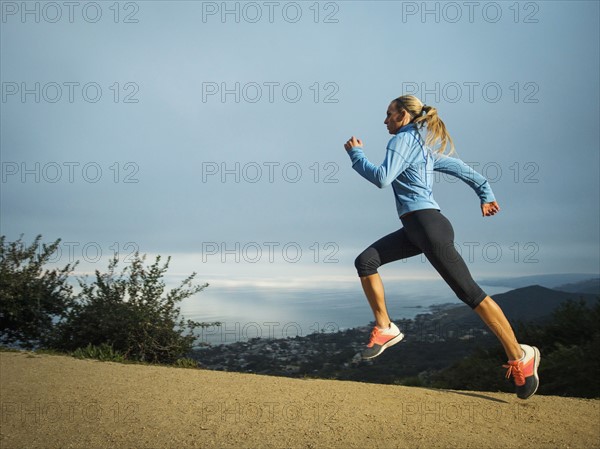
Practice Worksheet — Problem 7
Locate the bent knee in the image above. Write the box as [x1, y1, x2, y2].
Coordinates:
[354, 247, 380, 277]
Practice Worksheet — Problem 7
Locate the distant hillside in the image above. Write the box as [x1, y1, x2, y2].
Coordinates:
[425, 285, 599, 329]
[554, 278, 600, 295]
[481, 273, 598, 289]
[193, 285, 599, 392]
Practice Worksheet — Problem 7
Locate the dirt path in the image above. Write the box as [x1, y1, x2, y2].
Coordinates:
[1, 351, 599, 449]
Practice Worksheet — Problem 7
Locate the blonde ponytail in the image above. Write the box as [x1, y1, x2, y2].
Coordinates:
[393, 95, 455, 155]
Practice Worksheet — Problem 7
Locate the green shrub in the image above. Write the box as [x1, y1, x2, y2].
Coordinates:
[0, 235, 76, 348]
[174, 357, 199, 368]
[51, 253, 218, 364]
[72, 343, 126, 362]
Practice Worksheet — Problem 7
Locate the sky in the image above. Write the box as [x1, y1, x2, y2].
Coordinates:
[1, 1, 599, 317]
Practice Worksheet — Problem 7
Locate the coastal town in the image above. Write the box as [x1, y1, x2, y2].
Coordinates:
[191, 304, 494, 383]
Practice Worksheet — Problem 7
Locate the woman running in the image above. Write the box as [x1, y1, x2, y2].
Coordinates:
[343, 95, 540, 400]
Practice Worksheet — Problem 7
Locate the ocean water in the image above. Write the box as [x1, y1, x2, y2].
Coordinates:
[180, 278, 513, 345]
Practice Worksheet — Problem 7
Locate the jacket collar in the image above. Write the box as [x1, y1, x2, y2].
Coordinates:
[396, 123, 417, 134]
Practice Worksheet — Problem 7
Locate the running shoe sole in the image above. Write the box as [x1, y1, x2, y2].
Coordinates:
[517, 345, 540, 400]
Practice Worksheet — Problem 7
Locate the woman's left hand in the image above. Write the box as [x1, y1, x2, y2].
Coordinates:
[344, 136, 363, 151]
[481, 201, 500, 217]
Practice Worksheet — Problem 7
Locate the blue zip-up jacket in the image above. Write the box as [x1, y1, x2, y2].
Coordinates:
[346, 123, 496, 218]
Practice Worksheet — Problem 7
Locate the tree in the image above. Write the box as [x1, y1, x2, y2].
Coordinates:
[0, 235, 75, 348]
[428, 298, 600, 398]
[517, 298, 600, 398]
[51, 252, 217, 364]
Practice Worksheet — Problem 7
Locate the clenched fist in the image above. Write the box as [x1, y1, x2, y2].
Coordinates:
[344, 136, 363, 151]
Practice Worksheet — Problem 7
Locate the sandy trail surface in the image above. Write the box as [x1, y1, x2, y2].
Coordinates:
[1, 351, 599, 448]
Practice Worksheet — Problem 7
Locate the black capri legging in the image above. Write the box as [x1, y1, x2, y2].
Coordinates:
[354, 208, 487, 309]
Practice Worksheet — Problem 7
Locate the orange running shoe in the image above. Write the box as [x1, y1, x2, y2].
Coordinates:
[361, 322, 404, 360]
[503, 344, 541, 400]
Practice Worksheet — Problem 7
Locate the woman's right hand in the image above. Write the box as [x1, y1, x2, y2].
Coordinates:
[481, 201, 500, 217]
[344, 136, 363, 151]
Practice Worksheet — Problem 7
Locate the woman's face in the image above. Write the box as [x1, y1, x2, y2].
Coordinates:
[384, 101, 410, 134]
